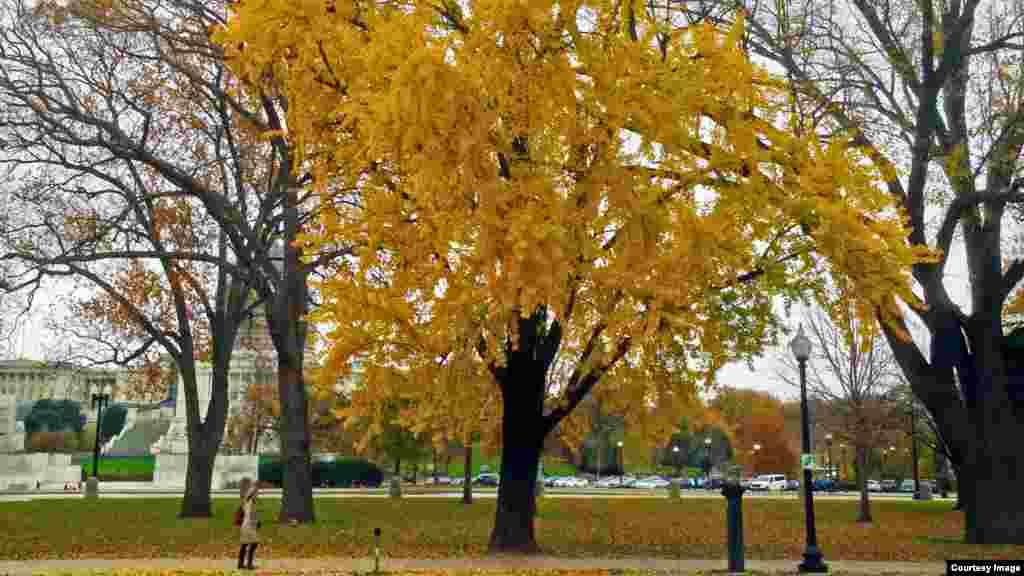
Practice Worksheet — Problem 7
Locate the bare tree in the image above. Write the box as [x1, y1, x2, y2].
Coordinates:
[0, 0, 350, 521]
[776, 306, 902, 522]
[674, 0, 1024, 543]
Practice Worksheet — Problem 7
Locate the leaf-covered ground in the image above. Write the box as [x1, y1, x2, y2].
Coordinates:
[0, 497, 1019, 562]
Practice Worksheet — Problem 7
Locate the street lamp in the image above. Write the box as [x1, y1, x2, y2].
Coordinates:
[839, 444, 846, 481]
[790, 324, 827, 573]
[825, 433, 834, 484]
[753, 443, 761, 475]
[673, 445, 681, 478]
[90, 384, 112, 483]
[704, 436, 712, 488]
[617, 440, 624, 482]
[909, 403, 921, 499]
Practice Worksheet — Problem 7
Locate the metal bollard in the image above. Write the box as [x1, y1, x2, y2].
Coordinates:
[721, 481, 746, 573]
[373, 527, 381, 574]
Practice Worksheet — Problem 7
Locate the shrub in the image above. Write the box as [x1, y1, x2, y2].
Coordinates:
[258, 458, 383, 487]
[26, 431, 78, 453]
[258, 459, 284, 486]
[312, 458, 384, 487]
[100, 404, 128, 443]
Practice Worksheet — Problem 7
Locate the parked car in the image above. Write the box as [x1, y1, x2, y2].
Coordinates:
[450, 477, 465, 486]
[631, 476, 670, 489]
[813, 478, 835, 491]
[473, 473, 500, 486]
[620, 476, 639, 488]
[749, 474, 788, 491]
[594, 477, 623, 488]
[899, 479, 916, 493]
[785, 479, 800, 491]
[881, 479, 900, 492]
[866, 479, 882, 492]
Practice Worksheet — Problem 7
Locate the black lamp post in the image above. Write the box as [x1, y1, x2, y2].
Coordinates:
[825, 433, 833, 486]
[617, 440, 623, 482]
[673, 445, 681, 479]
[790, 324, 827, 573]
[839, 444, 846, 482]
[704, 436, 712, 488]
[90, 384, 112, 482]
[910, 404, 921, 499]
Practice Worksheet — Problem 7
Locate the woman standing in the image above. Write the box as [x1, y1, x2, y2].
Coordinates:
[237, 477, 260, 570]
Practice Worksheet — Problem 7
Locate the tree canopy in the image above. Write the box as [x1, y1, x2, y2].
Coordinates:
[219, 0, 926, 442]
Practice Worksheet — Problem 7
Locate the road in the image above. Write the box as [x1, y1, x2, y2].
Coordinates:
[0, 485, 954, 502]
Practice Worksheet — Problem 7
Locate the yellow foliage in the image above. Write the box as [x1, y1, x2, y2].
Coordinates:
[217, 0, 929, 450]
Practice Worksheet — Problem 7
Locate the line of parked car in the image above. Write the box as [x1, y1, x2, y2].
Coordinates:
[405, 472, 938, 494]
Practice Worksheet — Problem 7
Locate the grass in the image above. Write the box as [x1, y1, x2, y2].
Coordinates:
[24, 565, 905, 569]
[1, 495, 1020, 562]
[80, 454, 155, 478]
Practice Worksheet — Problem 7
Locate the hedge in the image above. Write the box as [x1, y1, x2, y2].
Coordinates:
[258, 458, 383, 487]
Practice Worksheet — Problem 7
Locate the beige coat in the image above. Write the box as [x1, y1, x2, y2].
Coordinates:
[239, 485, 260, 544]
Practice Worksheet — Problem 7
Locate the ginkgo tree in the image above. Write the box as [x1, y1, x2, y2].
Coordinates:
[218, 0, 931, 553]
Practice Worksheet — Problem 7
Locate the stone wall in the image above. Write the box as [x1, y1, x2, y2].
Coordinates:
[0, 452, 79, 490]
[153, 453, 258, 490]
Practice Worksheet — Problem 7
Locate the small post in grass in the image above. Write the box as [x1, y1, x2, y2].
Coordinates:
[373, 527, 381, 575]
[722, 464, 746, 573]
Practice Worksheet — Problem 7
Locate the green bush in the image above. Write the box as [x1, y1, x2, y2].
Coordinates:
[100, 404, 128, 443]
[24, 399, 84, 434]
[258, 459, 284, 486]
[258, 458, 384, 487]
[312, 459, 383, 487]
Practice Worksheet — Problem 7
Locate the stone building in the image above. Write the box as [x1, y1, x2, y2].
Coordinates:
[0, 359, 126, 406]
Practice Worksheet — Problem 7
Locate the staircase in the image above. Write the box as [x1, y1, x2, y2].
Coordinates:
[104, 418, 172, 457]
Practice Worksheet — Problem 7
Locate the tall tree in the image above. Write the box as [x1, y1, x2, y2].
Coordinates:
[674, 0, 1024, 542]
[0, 0, 352, 523]
[775, 306, 902, 522]
[220, 0, 927, 553]
[713, 388, 797, 477]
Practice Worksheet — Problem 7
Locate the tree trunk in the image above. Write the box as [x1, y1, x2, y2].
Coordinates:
[270, 181, 315, 524]
[855, 444, 871, 523]
[394, 458, 401, 478]
[488, 423, 542, 554]
[954, 462, 965, 510]
[462, 444, 472, 504]
[963, 439, 1024, 543]
[180, 439, 217, 517]
[277, 360, 315, 524]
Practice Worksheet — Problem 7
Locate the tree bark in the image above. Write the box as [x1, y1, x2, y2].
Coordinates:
[277, 359, 315, 524]
[269, 182, 315, 524]
[855, 444, 871, 523]
[462, 444, 472, 504]
[488, 416, 542, 554]
[180, 439, 217, 517]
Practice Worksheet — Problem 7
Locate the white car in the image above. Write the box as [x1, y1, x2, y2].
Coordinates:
[594, 477, 623, 488]
[633, 476, 671, 489]
[866, 479, 882, 492]
[749, 474, 788, 491]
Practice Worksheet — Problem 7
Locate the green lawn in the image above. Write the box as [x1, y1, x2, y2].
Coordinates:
[79, 455, 155, 479]
[1, 496, 1020, 562]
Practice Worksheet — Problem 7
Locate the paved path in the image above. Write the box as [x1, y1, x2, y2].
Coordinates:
[0, 556, 948, 575]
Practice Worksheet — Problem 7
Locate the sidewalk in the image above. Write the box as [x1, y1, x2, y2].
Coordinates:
[0, 556, 948, 575]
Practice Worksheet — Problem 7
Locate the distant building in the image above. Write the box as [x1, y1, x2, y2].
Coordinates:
[0, 359, 125, 406]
